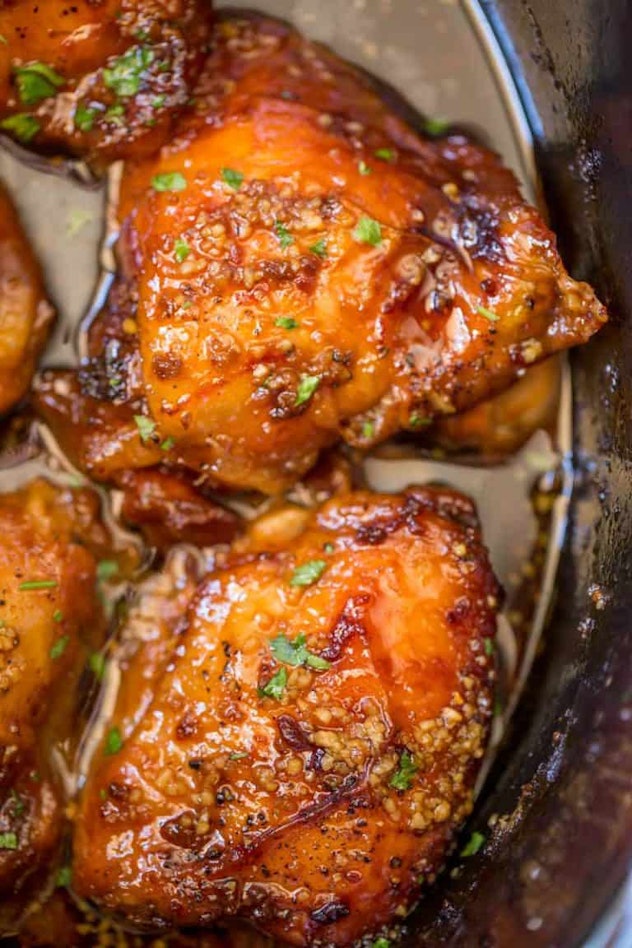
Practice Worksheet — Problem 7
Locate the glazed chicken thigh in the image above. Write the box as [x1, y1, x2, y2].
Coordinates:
[73, 487, 499, 945]
[0, 479, 106, 931]
[0, 183, 54, 416]
[0, 0, 212, 166]
[37, 12, 606, 494]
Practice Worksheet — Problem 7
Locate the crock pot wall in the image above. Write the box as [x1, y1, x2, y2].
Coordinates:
[405, 1, 632, 946]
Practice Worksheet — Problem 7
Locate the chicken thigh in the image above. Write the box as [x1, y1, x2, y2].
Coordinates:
[0, 479, 106, 931]
[73, 486, 499, 946]
[0, 183, 54, 416]
[37, 12, 606, 493]
[0, 0, 212, 167]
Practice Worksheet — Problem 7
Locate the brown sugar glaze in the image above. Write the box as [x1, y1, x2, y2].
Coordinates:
[0, 2, 576, 944]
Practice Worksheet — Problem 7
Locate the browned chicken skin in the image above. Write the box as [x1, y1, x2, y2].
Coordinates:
[36, 11, 606, 494]
[0, 479, 108, 932]
[73, 487, 499, 945]
[0, 0, 212, 167]
[429, 357, 562, 458]
[0, 182, 54, 416]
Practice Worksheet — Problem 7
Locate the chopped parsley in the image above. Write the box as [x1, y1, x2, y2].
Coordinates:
[274, 221, 294, 249]
[258, 667, 287, 700]
[151, 93, 166, 109]
[50, 635, 69, 660]
[275, 316, 299, 330]
[97, 560, 118, 581]
[103, 45, 153, 97]
[289, 560, 327, 588]
[134, 413, 156, 442]
[104, 726, 123, 755]
[353, 216, 382, 246]
[10, 790, 24, 817]
[362, 419, 375, 439]
[409, 412, 431, 429]
[151, 171, 187, 192]
[484, 638, 495, 656]
[358, 160, 372, 176]
[228, 751, 248, 760]
[89, 652, 106, 681]
[53, 609, 63, 622]
[56, 865, 73, 888]
[294, 374, 320, 407]
[74, 102, 97, 132]
[476, 305, 500, 322]
[0, 832, 17, 851]
[389, 749, 418, 791]
[14, 62, 64, 106]
[425, 117, 450, 136]
[373, 940, 390, 948]
[374, 147, 396, 162]
[173, 237, 190, 263]
[18, 579, 57, 591]
[220, 167, 244, 190]
[309, 238, 327, 258]
[104, 103, 124, 125]
[323, 542, 335, 554]
[270, 632, 330, 670]
[160, 436, 175, 451]
[0, 113, 40, 142]
[460, 830, 485, 857]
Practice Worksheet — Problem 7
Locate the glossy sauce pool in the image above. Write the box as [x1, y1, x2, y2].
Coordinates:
[0, 0, 572, 942]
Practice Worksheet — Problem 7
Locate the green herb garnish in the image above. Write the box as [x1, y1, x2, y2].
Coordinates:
[353, 216, 382, 246]
[362, 419, 375, 439]
[389, 749, 418, 791]
[289, 560, 327, 588]
[409, 413, 431, 429]
[97, 560, 118, 581]
[18, 579, 57, 591]
[374, 147, 396, 162]
[14, 62, 64, 106]
[151, 171, 187, 192]
[160, 437, 175, 451]
[134, 414, 156, 442]
[173, 237, 190, 263]
[275, 316, 299, 329]
[0, 832, 17, 851]
[0, 113, 40, 142]
[220, 167, 244, 190]
[74, 102, 98, 132]
[50, 635, 69, 660]
[425, 117, 450, 136]
[10, 790, 24, 817]
[274, 221, 294, 249]
[294, 374, 320, 407]
[476, 305, 500, 322]
[103, 45, 153, 97]
[460, 830, 485, 857]
[258, 667, 287, 700]
[89, 652, 106, 681]
[270, 631, 330, 670]
[104, 726, 123, 755]
[56, 866, 73, 888]
[53, 609, 63, 622]
[358, 160, 372, 176]
[484, 638, 495, 656]
[309, 238, 327, 258]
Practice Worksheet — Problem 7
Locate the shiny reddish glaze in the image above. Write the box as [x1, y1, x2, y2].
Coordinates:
[73, 487, 499, 945]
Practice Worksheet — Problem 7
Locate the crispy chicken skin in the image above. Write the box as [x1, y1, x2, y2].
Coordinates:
[0, 183, 54, 416]
[0, 0, 211, 167]
[429, 357, 562, 458]
[73, 487, 499, 945]
[37, 11, 606, 493]
[0, 479, 106, 931]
